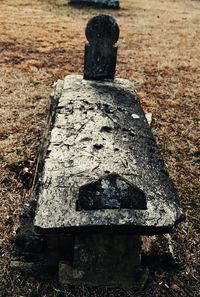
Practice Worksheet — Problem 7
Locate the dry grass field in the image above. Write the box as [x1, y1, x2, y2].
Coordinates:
[0, 0, 200, 296]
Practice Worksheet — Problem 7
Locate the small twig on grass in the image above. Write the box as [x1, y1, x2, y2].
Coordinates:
[187, 214, 200, 223]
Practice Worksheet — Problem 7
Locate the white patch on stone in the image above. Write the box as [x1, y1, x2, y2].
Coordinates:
[145, 113, 152, 126]
[116, 178, 128, 190]
[131, 114, 140, 119]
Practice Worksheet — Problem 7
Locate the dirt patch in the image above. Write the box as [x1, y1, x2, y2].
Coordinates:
[0, 0, 200, 296]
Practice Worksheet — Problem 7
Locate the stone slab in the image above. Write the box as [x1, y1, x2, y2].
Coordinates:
[34, 75, 184, 234]
[68, 0, 120, 9]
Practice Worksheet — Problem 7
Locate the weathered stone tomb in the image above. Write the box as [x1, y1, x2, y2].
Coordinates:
[68, 0, 120, 9]
[12, 15, 184, 288]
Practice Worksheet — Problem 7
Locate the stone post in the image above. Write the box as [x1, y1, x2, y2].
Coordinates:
[84, 15, 119, 80]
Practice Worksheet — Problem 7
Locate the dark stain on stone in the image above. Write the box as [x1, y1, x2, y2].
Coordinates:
[80, 137, 93, 142]
[93, 143, 104, 150]
[100, 126, 113, 133]
[97, 102, 115, 114]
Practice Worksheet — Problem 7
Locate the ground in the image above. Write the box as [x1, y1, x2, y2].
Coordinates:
[0, 0, 199, 296]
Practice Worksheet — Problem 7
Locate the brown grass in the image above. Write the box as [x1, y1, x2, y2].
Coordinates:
[0, 0, 200, 296]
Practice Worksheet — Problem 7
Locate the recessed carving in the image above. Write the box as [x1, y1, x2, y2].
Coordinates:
[76, 174, 147, 211]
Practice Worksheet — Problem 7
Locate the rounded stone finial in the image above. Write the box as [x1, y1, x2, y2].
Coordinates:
[85, 15, 120, 45]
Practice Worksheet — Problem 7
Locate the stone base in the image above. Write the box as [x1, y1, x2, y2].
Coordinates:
[12, 230, 176, 287]
[59, 234, 148, 288]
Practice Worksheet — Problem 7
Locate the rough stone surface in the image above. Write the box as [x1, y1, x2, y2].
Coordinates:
[68, 0, 120, 9]
[84, 15, 119, 80]
[34, 75, 184, 234]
